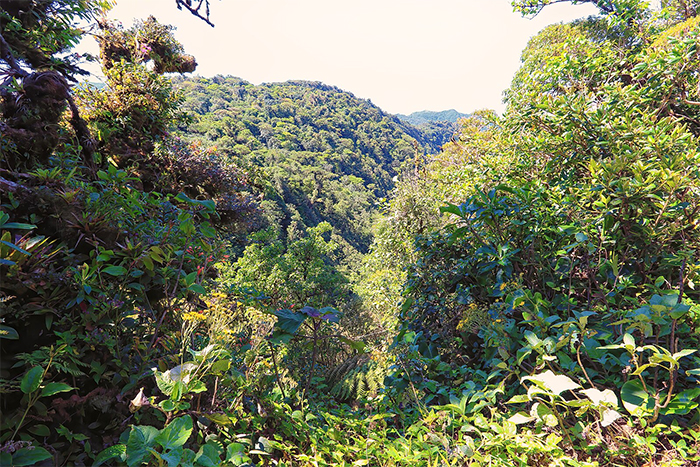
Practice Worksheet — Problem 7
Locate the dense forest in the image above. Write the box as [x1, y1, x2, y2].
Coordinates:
[1, 0, 700, 466]
[171, 75, 456, 260]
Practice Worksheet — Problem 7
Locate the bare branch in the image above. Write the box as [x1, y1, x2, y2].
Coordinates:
[175, 0, 215, 27]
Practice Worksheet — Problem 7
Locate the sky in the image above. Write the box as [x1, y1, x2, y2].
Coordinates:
[84, 0, 601, 115]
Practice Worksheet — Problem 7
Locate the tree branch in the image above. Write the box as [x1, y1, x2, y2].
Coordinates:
[0, 30, 29, 79]
[175, 0, 215, 27]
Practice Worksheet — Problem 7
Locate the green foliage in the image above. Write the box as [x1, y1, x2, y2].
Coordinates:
[226, 222, 349, 309]
[396, 109, 470, 126]
[95, 415, 251, 467]
[367, 3, 700, 465]
[327, 354, 388, 402]
[0, 0, 108, 75]
[0, 5, 259, 465]
[4, 0, 700, 464]
[174, 75, 456, 260]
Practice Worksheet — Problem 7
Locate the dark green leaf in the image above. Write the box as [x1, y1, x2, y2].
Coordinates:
[12, 447, 52, 466]
[40, 382, 73, 397]
[28, 424, 50, 437]
[126, 425, 159, 467]
[103, 265, 127, 276]
[0, 325, 19, 340]
[161, 447, 184, 467]
[194, 442, 223, 466]
[21, 366, 44, 394]
[94, 444, 126, 467]
[271, 308, 307, 335]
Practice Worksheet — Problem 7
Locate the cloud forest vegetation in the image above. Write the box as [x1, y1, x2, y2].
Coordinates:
[1, 0, 700, 465]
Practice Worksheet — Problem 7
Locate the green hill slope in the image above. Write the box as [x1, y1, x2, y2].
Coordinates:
[173, 76, 456, 257]
[396, 109, 470, 125]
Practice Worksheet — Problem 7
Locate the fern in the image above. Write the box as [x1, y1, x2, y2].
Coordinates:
[327, 354, 388, 403]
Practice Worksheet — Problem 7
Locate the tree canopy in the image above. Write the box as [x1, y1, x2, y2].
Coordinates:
[1, 0, 700, 465]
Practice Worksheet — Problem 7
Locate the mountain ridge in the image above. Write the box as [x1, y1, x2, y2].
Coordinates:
[173, 75, 460, 258]
[396, 109, 471, 125]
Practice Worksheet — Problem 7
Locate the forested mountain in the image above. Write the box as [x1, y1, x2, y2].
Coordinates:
[173, 76, 457, 256]
[396, 109, 470, 125]
[2, 1, 700, 466]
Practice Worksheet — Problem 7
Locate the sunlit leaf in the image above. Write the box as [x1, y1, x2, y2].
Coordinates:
[521, 370, 581, 395]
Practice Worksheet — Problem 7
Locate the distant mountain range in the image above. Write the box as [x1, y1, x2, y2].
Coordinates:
[396, 109, 470, 126]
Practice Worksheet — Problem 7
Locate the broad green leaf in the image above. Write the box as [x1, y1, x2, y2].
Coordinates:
[649, 294, 678, 309]
[28, 424, 51, 437]
[530, 402, 558, 427]
[181, 448, 197, 467]
[439, 203, 463, 216]
[155, 415, 193, 450]
[190, 344, 216, 360]
[581, 388, 618, 406]
[194, 441, 223, 467]
[160, 399, 176, 412]
[521, 370, 580, 395]
[620, 380, 654, 417]
[187, 379, 207, 394]
[175, 192, 192, 203]
[205, 413, 233, 426]
[172, 381, 186, 401]
[225, 442, 249, 465]
[161, 447, 184, 467]
[200, 222, 217, 238]
[507, 394, 530, 404]
[126, 425, 159, 467]
[94, 444, 127, 467]
[40, 382, 73, 397]
[269, 330, 294, 345]
[12, 446, 52, 466]
[672, 349, 697, 360]
[662, 388, 700, 415]
[103, 265, 127, 276]
[272, 308, 307, 335]
[210, 359, 231, 374]
[155, 370, 177, 397]
[184, 271, 197, 287]
[508, 412, 535, 424]
[188, 283, 206, 295]
[523, 330, 541, 348]
[21, 366, 44, 394]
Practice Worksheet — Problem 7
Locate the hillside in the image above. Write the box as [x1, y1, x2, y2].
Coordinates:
[396, 109, 470, 125]
[3, 3, 700, 467]
[172, 76, 457, 256]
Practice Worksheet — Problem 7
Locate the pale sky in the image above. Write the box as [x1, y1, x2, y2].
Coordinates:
[85, 0, 601, 115]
